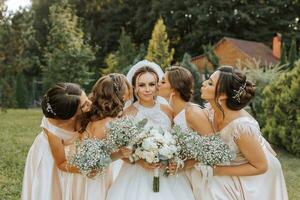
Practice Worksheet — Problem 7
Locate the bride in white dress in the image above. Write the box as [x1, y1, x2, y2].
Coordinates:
[107, 64, 194, 200]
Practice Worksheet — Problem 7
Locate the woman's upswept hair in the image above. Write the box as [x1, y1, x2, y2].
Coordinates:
[80, 73, 130, 131]
[165, 66, 194, 102]
[41, 83, 82, 120]
[215, 66, 255, 117]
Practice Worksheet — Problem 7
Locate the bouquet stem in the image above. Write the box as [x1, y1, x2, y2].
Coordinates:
[153, 168, 160, 192]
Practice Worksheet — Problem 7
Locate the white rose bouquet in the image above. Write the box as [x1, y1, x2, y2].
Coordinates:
[132, 127, 180, 192]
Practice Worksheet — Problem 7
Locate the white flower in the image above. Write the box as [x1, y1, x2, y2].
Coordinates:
[159, 146, 173, 159]
[163, 131, 176, 144]
[142, 137, 158, 150]
[144, 151, 156, 163]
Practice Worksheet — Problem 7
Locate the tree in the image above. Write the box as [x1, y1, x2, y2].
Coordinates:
[288, 36, 298, 70]
[146, 17, 174, 69]
[202, 44, 219, 70]
[262, 59, 300, 156]
[280, 42, 287, 66]
[43, 2, 94, 90]
[0, 8, 39, 109]
[16, 73, 29, 108]
[102, 29, 137, 74]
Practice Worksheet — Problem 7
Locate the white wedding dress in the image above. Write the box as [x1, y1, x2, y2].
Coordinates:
[106, 101, 194, 200]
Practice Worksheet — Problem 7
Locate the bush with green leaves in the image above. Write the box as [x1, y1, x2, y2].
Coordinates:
[262, 59, 300, 156]
[238, 59, 284, 127]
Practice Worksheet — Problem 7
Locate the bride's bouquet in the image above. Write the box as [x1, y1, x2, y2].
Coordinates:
[106, 116, 147, 162]
[172, 125, 235, 166]
[132, 127, 180, 192]
[67, 138, 113, 177]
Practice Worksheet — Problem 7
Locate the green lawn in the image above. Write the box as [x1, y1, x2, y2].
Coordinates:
[0, 109, 299, 199]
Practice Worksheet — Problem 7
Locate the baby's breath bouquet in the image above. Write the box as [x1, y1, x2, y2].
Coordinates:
[68, 138, 113, 177]
[106, 116, 148, 153]
[132, 127, 180, 192]
[193, 134, 235, 166]
[172, 125, 235, 167]
[172, 125, 200, 161]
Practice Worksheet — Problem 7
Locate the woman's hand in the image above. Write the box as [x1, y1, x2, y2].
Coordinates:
[137, 160, 162, 170]
[166, 161, 180, 175]
[119, 147, 133, 158]
[184, 159, 197, 170]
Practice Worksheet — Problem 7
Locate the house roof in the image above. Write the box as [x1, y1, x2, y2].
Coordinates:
[192, 37, 278, 65]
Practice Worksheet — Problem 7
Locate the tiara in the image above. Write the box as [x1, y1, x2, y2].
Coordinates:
[45, 96, 57, 116]
[232, 82, 247, 103]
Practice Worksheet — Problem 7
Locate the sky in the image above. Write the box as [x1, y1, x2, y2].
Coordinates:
[5, 0, 31, 13]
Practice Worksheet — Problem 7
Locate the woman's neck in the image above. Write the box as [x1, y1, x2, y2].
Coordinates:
[209, 100, 241, 131]
[138, 99, 156, 108]
[48, 118, 76, 132]
[171, 96, 187, 116]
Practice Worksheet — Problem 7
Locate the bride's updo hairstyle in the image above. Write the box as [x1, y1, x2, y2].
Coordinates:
[131, 66, 159, 102]
[80, 73, 130, 131]
[215, 66, 255, 114]
[165, 66, 194, 102]
[41, 83, 82, 120]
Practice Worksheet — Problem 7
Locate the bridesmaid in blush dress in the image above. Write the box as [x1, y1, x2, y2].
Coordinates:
[158, 66, 215, 200]
[198, 66, 288, 200]
[22, 83, 91, 200]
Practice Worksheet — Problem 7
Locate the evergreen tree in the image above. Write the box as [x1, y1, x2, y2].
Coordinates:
[121, 43, 147, 75]
[204, 64, 210, 80]
[102, 53, 118, 75]
[202, 44, 219, 70]
[180, 53, 203, 105]
[43, 1, 94, 90]
[16, 73, 29, 108]
[102, 29, 137, 74]
[262, 60, 300, 156]
[0, 8, 38, 108]
[288, 37, 298, 70]
[146, 17, 174, 69]
[280, 42, 287, 66]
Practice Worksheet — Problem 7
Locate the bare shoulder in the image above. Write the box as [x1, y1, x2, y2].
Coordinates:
[123, 104, 138, 117]
[185, 103, 206, 119]
[88, 117, 113, 139]
[186, 104, 213, 135]
[160, 104, 173, 120]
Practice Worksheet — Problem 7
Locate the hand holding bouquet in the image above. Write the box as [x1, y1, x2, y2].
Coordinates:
[172, 125, 235, 167]
[132, 127, 180, 192]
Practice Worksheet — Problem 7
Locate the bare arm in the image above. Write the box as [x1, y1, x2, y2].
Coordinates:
[45, 129, 79, 173]
[186, 106, 214, 136]
[160, 104, 174, 121]
[214, 133, 268, 176]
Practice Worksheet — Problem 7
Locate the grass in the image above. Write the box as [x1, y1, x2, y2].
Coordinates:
[0, 109, 299, 199]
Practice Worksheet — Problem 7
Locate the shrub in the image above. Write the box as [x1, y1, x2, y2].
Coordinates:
[262, 59, 300, 156]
